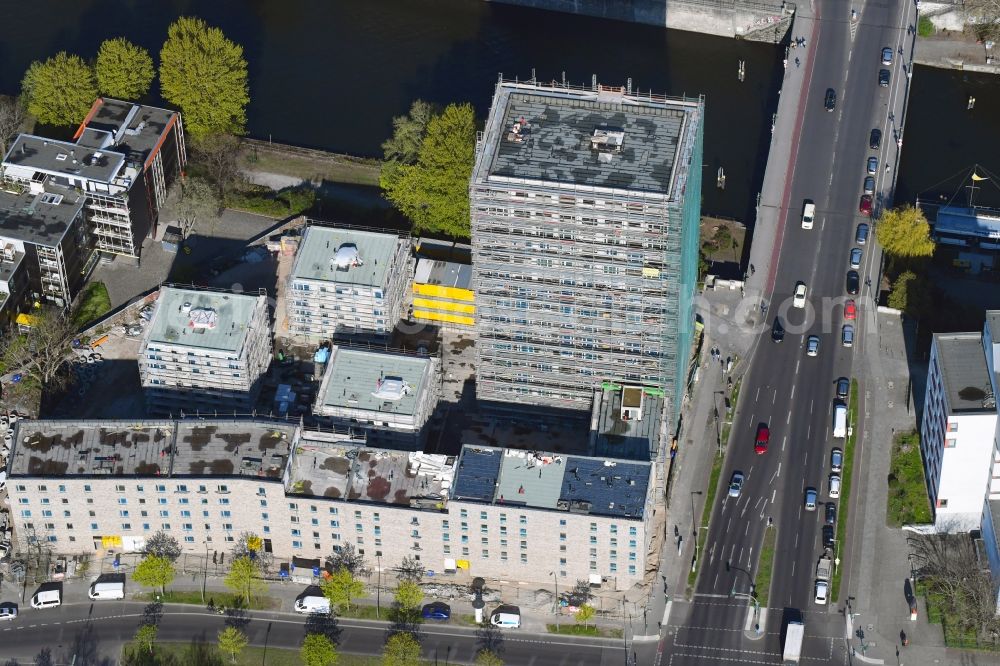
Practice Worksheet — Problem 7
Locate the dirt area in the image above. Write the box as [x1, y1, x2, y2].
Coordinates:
[49, 331, 145, 420]
[915, 31, 1000, 72]
[241, 139, 381, 188]
[700, 216, 746, 264]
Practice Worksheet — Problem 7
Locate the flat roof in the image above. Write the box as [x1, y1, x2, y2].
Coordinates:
[414, 258, 472, 290]
[144, 287, 265, 355]
[5, 134, 125, 184]
[290, 225, 400, 287]
[935, 332, 994, 413]
[8, 419, 294, 479]
[452, 445, 650, 519]
[289, 438, 454, 508]
[481, 82, 702, 197]
[0, 249, 25, 284]
[935, 206, 1000, 239]
[318, 347, 431, 417]
[0, 184, 84, 247]
[986, 310, 1000, 346]
[593, 388, 663, 461]
[80, 98, 178, 169]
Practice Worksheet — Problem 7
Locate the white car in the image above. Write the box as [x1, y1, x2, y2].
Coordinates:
[829, 474, 842, 499]
[0, 606, 17, 621]
[793, 282, 808, 309]
[814, 580, 829, 605]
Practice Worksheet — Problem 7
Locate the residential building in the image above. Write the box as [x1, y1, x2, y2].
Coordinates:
[313, 345, 440, 450]
[470, 79, 704, 429]
[2, 98, 185, 260]
[588, 384, 668, 461]
[977, 312, 1000, 611]
[286, 224, 412, 342]
[139, 286, 271, 415]
[930, 205, 1000, 275]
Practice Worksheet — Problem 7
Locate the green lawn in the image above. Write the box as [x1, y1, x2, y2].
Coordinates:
[830, 379, 858, 603]
[688, 452, 724, 591]
[545, 623, 620, 638]
[140, 590, 279, 611]
[73, 281, 112, 327]
[754, 526, 777, 607]
[887, 430, 933, 527]
[241, 144, 381, 187]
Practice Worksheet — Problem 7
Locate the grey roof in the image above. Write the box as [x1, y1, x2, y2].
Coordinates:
[934, 333, 994, 414]
[81, 98, 178, 168]
[414, 258, 472, 290]
[290, 225, 400, 287]
[593, 388, 663, 461]
[0, 184, 84, 247]
[5, 134, 125, 184]
[934, 206, 1000, 239]
[0, 249, 25, 285]
[484, 86, 699, 196]
[318, 347, 431, 417]
[986, 310, 1000, 347]
[495, 449, 566, 508]
[144, 287, 266, 355]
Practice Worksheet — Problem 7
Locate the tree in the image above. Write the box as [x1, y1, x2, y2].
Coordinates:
[300, 633, 339, 666]
[224, 555, 265, 605]
[173, 177, 220, 239]
[144, 531, 182, 562]
[134, 624, 158, 654]
[160, 16, 249, 140]
[392, 581, 423, 622]
[133, 555, 175, 595]
[474, 650, 504, 666]
[0, 95, 27, 162]
[21, 52, 97, 126]
[396, 556, 425, 583]
[217, 626, 247, 664]
[887, 270, 932, 320]
[322, 567, 365, 612]
[575, 603, 596, 627]
[194, 133, 243, 197]
[965, 0, 1000, 42]
[876, 205, 935, 259]
[382, 100, 437, 164]
[231, 531, 273, 573]
[326, 543, 368, 577]
[96, 38, 155, 100]
[0, 308, 77, 403]
[380, 103, 475, 239]
[381, 632, 421, 666]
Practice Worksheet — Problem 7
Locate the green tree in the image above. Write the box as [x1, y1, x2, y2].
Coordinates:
[134, 623, 158, 655]
[475, 649, 505, 666]
[224, 555, 265, 605]
[133, 555, 175, 595]
[194, 133, 243, 197]
[160, 16, 249, 140]
[381, 632, 421, 666]
[96, 38, 155, 99]
[917, 15, 935, 37]
[575, 603, 596, 627]
[380, 103, 475, 239]
[888, 270, 932, 320]
[21, 52, 96, 126]
[322, 567, 366, 612]
[392, 581, 423, 623]
[217, 626, 247, 664]
[300, 633, 339, 666]
[876, 205, 935, 259]
[382, 99, 436, 164]
[174, 177, 220, 239]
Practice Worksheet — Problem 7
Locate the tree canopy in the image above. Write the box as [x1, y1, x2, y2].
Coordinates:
[143, 530, 182, 561]
[194, 133, 243, 197]
[160, 16, 249, 140]
[133, 555, 175, 594]
[1, 308, 79, 406]
[134, 624, 158, 654]
[217, 626, 248, 664]
[381, 632, 421, 666]
[96, 38, 155, 99]
[382, 100, 437, 164]
[322, 567, 365, 611]
[21, 52, 96, 126]
[380, 103, 475, 239]
[887, 270, 932, 320]
[876, 205, 935, 259]
[300, 633, 339, 666]
[475, 650, 505, 666]
[325, 543, 368, 576]
[174, 177, 220, 239]
[224, 555, 265, 605]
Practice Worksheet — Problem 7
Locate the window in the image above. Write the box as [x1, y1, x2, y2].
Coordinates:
[520, 553, 528, 563]
[519, 515, 527, 525]
[480, 525, 488, 534]
[21, 510, 31, 518]
[937, 498, 949, 508]
[162, 523, 171, 530]
[480, 511, 488, 520]
[58, 485, 66, 493]
[629, 527, 637, 536]
[628, 565, 636, 575]
[292, 540, 302, 549]
[221, 511, 232, 518]
[519, 528, 527, 537]
[560, 533, 566, 542]
[183, 524, 193, 531]
[947, 422, 958, 432]
[118, 498, 128, 505]
[482, 549, 489, 558]
[330, 520, 339, 528]
[610, 563, 618, 573]
[84, 485, 92, 493]
[590, 523, 597, 532]
[443, 534, 450, 542]
[158, 498, 167, 505]
[91, 523, 98, 530]
[119, 510, 130, 518]
[945, 438, 957, 448]
[501, 551, 508, 561]
[590, 536, 597, 544]
[159, 510, 169, 518]
[610, 525, 618, 534]
[156, 485, 166, 493]
[500, 514, 507, 523]
[559, 519, 566, 526]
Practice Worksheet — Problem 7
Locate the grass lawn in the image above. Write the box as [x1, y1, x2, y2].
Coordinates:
[830, 379, 858, 603]
[546, 623, 610, 637]
[754, 526, 777, 607]
[140, 590, 279, 611]
[886, 430, 933, 527]
[73, 281, 112, 327]
[688, 452, 724, 591]
[241, 144, 381, 187]
[132, 641, 390, 666]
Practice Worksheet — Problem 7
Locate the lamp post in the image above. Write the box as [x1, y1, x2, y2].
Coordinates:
[376, 553, 382, 620]
[202, 541, 208, 604]
[551, 571, 559, 627]
[690, 491, 703, 538]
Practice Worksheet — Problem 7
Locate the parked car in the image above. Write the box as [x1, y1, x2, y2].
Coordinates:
[793, 281, 808, 309]
[829, 474, 842, 499]
[870, 128, 882, 149]
[879, 69, 891, 87]
[805, 488, 818, 511]
[421, 602, 451, 621]
[831, 447, 844, 473]
[881, 46, 893, 65]
[846, 271, 860, 295]
[850, 247, 863, 269]
[856, 223, 870, 245]
[771, 317, 785, 343]
[836, 378, 850, 400]
[728, 471, 745, 498]
[842, 324, 854, 347]
[864, 176, 876, 195]
[807, 335, 820, 357]
[859, 194, 873, 216]
[844, 300, 857, 320]
[755, 423, 770, 455]
[825, 502, 838, 526]
[822, 524, 836, 548]
[825, 88, 837, 111]
[0, 605, 17, 622]
[867, 156, 878, 175]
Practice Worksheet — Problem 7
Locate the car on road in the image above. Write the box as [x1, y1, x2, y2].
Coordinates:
[836, 378, 850, 400]
[844, 300, 857, 320]
[422, 602, 451, 621]
[867, 156, 878, 175]
[825, 502, 838, 526]
[805, 487, 818, 511]
[846, 271, 860, 295]
[870, 128, 882, 149]
[863, 176, 875, 195]
[0, 605, 16, 621]
[829, 474, 842, 499]
[882, 46, 893, 65]
[859, 194, 873, 216]
[806, 335, 820, 357]
[825, 88, 836, 111]
[856, 223, 870, 245]
[801, 199, 816, 229]
[793, 281, 808, 308]
[822, 524, 836, 549]
[755, 423, 770, 454]
[850, 247, 863, 269]
[831, 447, 843, 473]
[879, 69, 891, 87]
[842, 324, 854, 347]
[771, 317, 785, 343]
[728, 471, 745, 498]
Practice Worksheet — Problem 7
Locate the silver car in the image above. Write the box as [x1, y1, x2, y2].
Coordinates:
[842, 324, 854, 347]
[856, 223, 870, 245]
[850, 247, 863, 269]
[806, 335, 820, 357]
[867, 156, 878, 175]
[863, 176, 875, 195]
[805, 487, 818, 511]
[830, 448, 844, 473]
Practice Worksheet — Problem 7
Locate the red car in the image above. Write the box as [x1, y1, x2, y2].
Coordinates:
[859, 195, 873, 216]
[754, 423, 770, 454]
[844, 299, 857, 320]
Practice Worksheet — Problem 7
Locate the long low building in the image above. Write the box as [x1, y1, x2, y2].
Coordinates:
[6, 419, 652, 591]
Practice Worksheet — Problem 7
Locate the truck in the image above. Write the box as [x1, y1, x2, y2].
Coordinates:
[814, 556, 832, 605]
[783, 620, 804, 663]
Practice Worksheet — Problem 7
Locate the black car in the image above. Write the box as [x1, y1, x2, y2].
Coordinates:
[824, 88, 837, 111]
[771, 317, 785, 343]
[825, 502, 838, 526]
[878, 69, 890, 87]
[822, 524, 836, 548]
[836, 377, 850, 399]
[870, 128, 882, 149]
[846, 271, 860, 295]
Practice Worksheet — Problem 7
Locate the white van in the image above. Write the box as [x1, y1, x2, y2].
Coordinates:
[89, 581, 125, 600]
[832, 404, 848, 439]
[801, 201, 816, 229]
[490, 605, 521, 629]
[30, 589, 61, 609]
[294, 595, 331, 614]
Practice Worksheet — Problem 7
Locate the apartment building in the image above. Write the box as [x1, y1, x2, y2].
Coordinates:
[286, 224, 412, 342]
[976, 312, 1000, 612]
[7, 419, 651, 591]
[139, 286, 272, 415]
[313, 345, 441, 450]
[470, 79, 704, 428]
[2, 98, 185, 260]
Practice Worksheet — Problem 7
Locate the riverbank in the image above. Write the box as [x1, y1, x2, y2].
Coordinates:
[915, 31, 1000, 74]
[241, 138, 381, 188]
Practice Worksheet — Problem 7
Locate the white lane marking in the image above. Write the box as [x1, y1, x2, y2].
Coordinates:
[786, 412, 791, 424]
[810, 399, 814, 414]
[806, 424, 811, 439]
[795, 359, 801, 374]
[745, 522, 750, 536]
[747, 547, 754, 567]
[772, 489, 776, 503]
[790, 384, 796, 399]
[756, 387, 761, 402]
[782, 436, 787, 452]
[773, 389, 778, 405]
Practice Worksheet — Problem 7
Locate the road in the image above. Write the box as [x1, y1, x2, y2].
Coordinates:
[670, 0, 916, 662]
[0, 601, 629, 665]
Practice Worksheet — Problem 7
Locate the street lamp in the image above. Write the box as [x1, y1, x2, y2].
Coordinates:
[376, 553, 382, 620]
[690, 491, 703, 538]
[551, 571, 559, 627]
[202, 540, 209, 604]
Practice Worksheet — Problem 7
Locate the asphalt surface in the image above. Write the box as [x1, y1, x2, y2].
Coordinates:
[671, 0, 917, 663]
[0, 601, 628, 665]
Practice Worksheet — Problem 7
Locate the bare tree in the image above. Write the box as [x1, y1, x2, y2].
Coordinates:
[1, 309, 76, 401]
[143, 531, 182, 562]
[326, 543, 369, 577]
[396, 555, 425, 583]
[0, 95, 27, 162]
[193, 133, 243, 198]
[965, 0, 1000, 42]
[173, 177, 219, 239]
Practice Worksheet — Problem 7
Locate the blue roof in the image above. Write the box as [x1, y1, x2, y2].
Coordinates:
[452, 447, 502, 502]
[935, 206, 1000, 239]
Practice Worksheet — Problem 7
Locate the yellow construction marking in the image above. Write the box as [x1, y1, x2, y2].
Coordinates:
[412, 298, 475, 314]
[413, 283, 474, 301]
[413, 310, 474, 326]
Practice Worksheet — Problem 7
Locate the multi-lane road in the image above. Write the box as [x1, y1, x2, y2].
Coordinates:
[672, 0, 916, 662]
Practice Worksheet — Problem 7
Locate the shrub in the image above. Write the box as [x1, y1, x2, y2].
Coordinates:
[918, 15, 935, 37]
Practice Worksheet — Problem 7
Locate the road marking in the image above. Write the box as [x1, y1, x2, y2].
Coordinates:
[810, 399, 814, 414]
[795, 359, 800, 374]
[782, 436, 787, 452]
[791, 560, 796, 578]
[747, 546, 753, 567]
[806, 424, 811, 439]
[755, 387, 761, 401]
[790, 383, 796, 399]
[726, 517, 732, 534]
[804, 451, 809, 467]
[773, 389, 777, 405]
[745, 522, 750, 536]
[794, 532, 799, 548]
[786, 412, 791, 425]
[771, 489, 776, 503]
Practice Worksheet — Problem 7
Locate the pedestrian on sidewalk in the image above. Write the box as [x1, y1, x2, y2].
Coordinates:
[795, 57, 800, 68]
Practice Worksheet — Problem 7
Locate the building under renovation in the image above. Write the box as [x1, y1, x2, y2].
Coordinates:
[470, 79, 704, 427]
[139, 286, 272, 415]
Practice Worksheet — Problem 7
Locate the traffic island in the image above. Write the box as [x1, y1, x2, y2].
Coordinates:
[830, 379, 859, 603]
